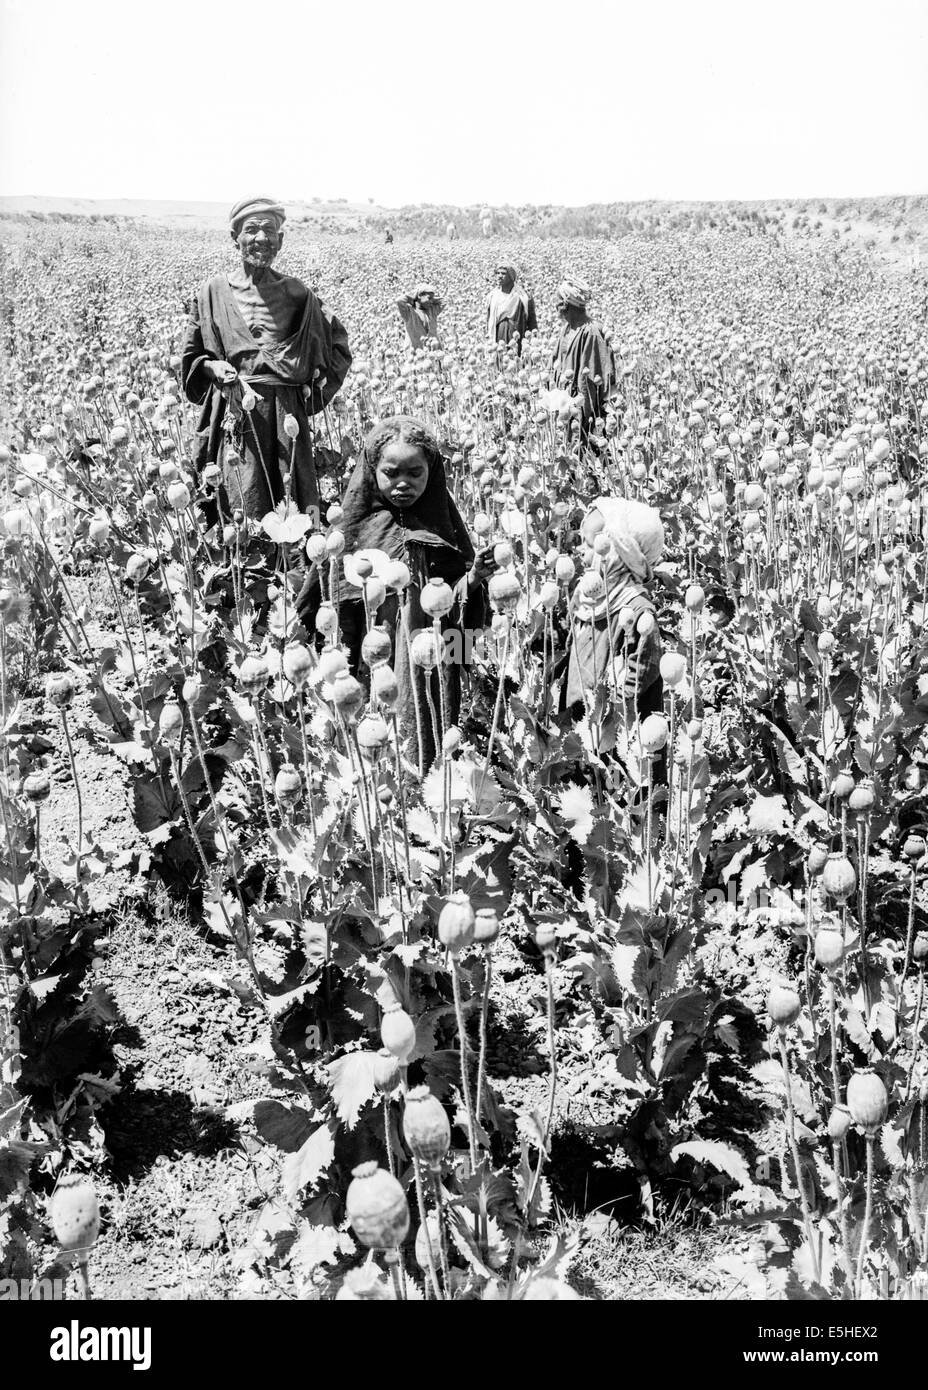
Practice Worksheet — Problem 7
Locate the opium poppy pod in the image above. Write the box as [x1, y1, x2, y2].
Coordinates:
[903, 836, 926, 862]
[807, 843, 829, 876]
[331, 671, 365, 716]
[356, 713, 389, 757]
[237, 655, 269, 696]
[371, 666, 399, 709]
[361, 627, 392, 668]
[274, 764, 302, 803]
[848, 780, 875, 817]
[767, 984, 801, 1031]
[402, 1085, 451, 1165]
[381, 1005, 416, 1062]
[814, 922, 846, 972]
[822, 853, 856, 903]
[827, 1105, 852, 1141]
[488, 571, 521, 614]
[684, 584, 705, 612]
[420, 577, 455, 619]
[912, 932, 928, 965]
[473, 907, 500, 945]
[45, 672, 75, 708]
[345, 1162, 410, 1250]
[438, 892, 475, 953]
[847, 1069, 888, 1135]
[23, 770, 51, 803]
[283, 642, 314, 689]
[554, 556, 575, 584]
[659, 652, 686, 687]
[49, 1174, 101, 1254]
[372, 1047, 401, 1094]
[158, 702, 184, 746]
[316, 603, 339, 636]
[639, 713, 669, 755]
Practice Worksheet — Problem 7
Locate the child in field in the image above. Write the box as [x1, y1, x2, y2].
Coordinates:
[564, 495, 665, 725]
[297, 416, 495, 775]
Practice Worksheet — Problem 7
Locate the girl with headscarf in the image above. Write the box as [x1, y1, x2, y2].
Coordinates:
[297, 417, 495, 775]
[564, 495, 665, 724]
[551, 274, 616, 439]
[486, 264, 537, 357]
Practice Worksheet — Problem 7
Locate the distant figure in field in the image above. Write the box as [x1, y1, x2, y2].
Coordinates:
[486, 263, 537, 358]
[384, 228, 394, 245]
[551, 274, 615, 439]
[182, 196, 351, 521]
[446, 221, 457, 242]
[396, 283, 443, 350]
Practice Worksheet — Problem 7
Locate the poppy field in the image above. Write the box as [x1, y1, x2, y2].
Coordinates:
[2, 203, 928, 1301]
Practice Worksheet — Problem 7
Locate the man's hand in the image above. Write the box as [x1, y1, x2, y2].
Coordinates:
[468, 544, 497, 588]
[206, 360, 238, 386]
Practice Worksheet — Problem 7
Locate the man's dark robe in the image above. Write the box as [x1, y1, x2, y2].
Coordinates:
[551, 318, 616, 435]
[182, 272, 351, 520]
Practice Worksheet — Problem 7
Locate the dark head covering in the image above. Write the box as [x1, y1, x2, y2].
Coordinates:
[339, 416, 474, 562]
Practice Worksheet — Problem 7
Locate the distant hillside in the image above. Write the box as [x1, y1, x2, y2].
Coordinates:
[0, 194, 385, 228]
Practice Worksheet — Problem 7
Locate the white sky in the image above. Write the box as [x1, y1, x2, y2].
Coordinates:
[1, 0, 926, 207]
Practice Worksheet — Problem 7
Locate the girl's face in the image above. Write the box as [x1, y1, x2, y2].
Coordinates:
[375, 441, 430, 508]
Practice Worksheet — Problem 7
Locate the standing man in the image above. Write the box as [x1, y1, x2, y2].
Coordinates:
[485, 263, 537, 358]
[551, 274, 615, 439]
[182, 196, 351, 523]
[396, 283, 443, 350]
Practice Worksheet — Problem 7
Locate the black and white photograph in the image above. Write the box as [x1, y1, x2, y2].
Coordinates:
[1, 0, 927, 1349]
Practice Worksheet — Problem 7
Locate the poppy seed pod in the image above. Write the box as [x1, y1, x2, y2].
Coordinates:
[384, 559, 411, 591]
[743, 483, 765, 508]
[639, 713, 669, 754]
[403, 1086, 451, 1165]
[87, 515, 111, 546]
[364, 577, 387, 611]
[493, 541, 513, 567]
[237, 655, 269, 696]
[814, 922, 847, 972]
[539, 579, 560, 610]
[283, 643, 314, 689]
[847, 1069, 888, 1135]
[182, 674, 202, 705]
[371, 665, 399, 709]
[420, 577, 455, 619]
[274, 764, 302, 802]
[684, 584, 705, 612]
[305, 534, 327, 564]
[327, 504, 344, 526]
[325, 529, 345, 558]
[913, 932, 928, 965]
[125, 552, 150, 585]
[158, 701, 184, 746]
[807, 843, 829, 876]
[345, 1162, 410, 1250]
[23, 770, 51, 803]
[356, 713, 389, 757]
[381, 1005, 416, 1062]
[166, 481, 191, 511]
[822, 853, 856, 903]
[283, 413, 300, 440]
[372, 1047, 401, 1094]
[767, 984, 801, 1031]
[903, 835, 926, 862]
[686, 718, 703, 740]
[830, 772, 855, 802]
[554, 556, 575, 584]
[361, 627, 392, 669]
[535, 922, 557, 954]
[817, 631, 835, 657]
[438, 891, 475, 954]
[331, 671, 365, 716]
[659, 652, 686, 687]
[473, 906, 500, 945]
[442, 725, 462, 756]
[45, 672, 75, 708]
[354, 555, 374, 580]
[49, 1174, 101, 1254]
[315, 647, 348, 685]
[827, 1105, 852, 1141]
[488, 571, 521, 614]
[848, 780, 875, 817]
[409, 629, 441, 669]
[316, 603, 339, 636]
